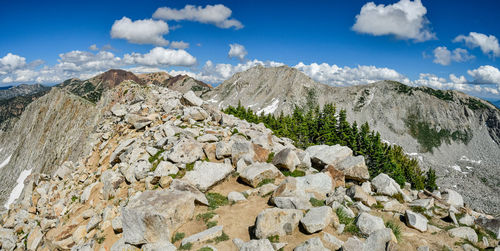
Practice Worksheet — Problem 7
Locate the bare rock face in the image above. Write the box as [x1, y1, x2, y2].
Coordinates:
[121, 190, 196, 245]
[167, 138, 204, 164]
[182, 160, 233, 192]
[272, 148, 300, 171]
[305, 145, 352, 169]
[254, 208, 303, 239]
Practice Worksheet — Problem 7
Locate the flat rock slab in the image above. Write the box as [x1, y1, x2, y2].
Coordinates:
[181, 226, 223, 246]
[182, 161, 233, 192]
[448, 227, 478, 243]
[240, 162, 283, 188]
[254, 208, 303, 239]
[356, 212, 385, 236]
[300, 206, 333, 234]
[294, 237, 329, 251]
[306, 144, 352, 169]
[405, 210, 428, 232]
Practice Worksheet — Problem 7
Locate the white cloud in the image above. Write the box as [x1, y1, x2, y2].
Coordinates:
[111, 17, 169, 46]
[454, 32, 500, 57]
[352, 0, 435, 42]
[294, 62, 410, 86]
[123, 47, 196, 67]
[433, 46, 451, 66]
[467, 65, 500, 87]
[56, 50, 122, 72]
[2, 76, 13, 83]
[432, 46, 474, 65]
[170, 41, 189, 49]
[89, 44, 98, 51]
[228, 43, 247, 61]
[153, 4, 243, 29]
[0, 53, 27, 74]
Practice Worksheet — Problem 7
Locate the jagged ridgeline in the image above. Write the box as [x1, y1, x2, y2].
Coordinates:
[223, 102, 437, 191]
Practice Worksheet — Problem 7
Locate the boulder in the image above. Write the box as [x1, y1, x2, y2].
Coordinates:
[239, 162, 283, 188]
[112, 217, 123, 233]
[363, 228, 392, 251]
[121, 190, 196, 245]
[383, 200, 406, 213]
[80, 182, 98, 203]
[300, 206, 333, 233]
[197, 134, 219, 143]
[294, 237, 329, 251]
[228, 191, 247, 202]
[442, 189, 464, 208]
[356, 212, 385, 236]
[272, 173, 333, 209]
[182, 90, 203, 106]
[125, 114, 152, 130]
[53, 161, 74, 180]
[409, 198, 434, 209]
[405, 210, 428, 232]
[182, 161, 233, 192]
[322, 165, 345, 188]
[233, 238, 274, 251]
[458, 214, 474, 226]
[26, 226, 43, 251]
[305, 144, 352, 169]
[295, 173, 333, 200]
[347, 185, 376, 207]
[272, 148, 300, 171]
[448, 227, 478, 243]
[181, 226, 223, 246]
[110, 238, 136, 251]
[215, 141, 232, 159]
[111, 103, 127, 117]
[254, 208, 303, 239]
[86, 214, 102, 232]
[231, 141, 255, 163]
[141, 241, 177, 251]
[168, 138, 204, 164]
[322, 232, 343, 250]
[153, 161, 179, 177]
[162, 98, 182, 114]
[132, 159, 151, 180]
[343, 237, 364, 251]
[169, 179, 209, 206]
[462, 244, 479, 251]
[336, 156, 370, 182]
[371, 173, 411, 202]
[183, 107, 209, 121]
[101, 170, 125, 200]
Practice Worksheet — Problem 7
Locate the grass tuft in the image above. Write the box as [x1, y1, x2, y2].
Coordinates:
[171, 232, 185, 243]
[206, 193, 229, 210]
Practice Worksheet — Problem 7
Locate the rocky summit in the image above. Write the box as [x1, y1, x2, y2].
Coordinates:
[203, 65, 500, 215]
[0, 76, 499, 251]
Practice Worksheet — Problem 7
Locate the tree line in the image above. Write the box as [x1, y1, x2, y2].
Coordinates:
[223, 102, 437, 191]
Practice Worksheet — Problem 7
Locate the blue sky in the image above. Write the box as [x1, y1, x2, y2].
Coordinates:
[1, 0, 500, 100]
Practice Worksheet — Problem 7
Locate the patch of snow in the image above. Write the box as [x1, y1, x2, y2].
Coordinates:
[206, 98, 218, 103]
[450, 165, 462, 172]
[459, 156, 481, 165]
[364, 90, 375, 106]
[465, 166, 473, 170]
[0, 154, 12, 170]
[257, 98, 279, 115]
[4, 168, 32, 209]
[248, 104, 256, 108]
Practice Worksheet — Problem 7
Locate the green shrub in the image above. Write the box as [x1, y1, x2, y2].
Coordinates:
[214, 232, 229, 243]
[257, 178, 274, 187]
[385, 221, 401, 241]
[282, 169, 306, 177]
[196, 212, 216, 223]
[206, 193, 229, 210]
[179, 242, 192, 250]
[266, 152, 275, 163]
[267, 235, 280, 243]
[206, 221, 217, 229]
[171, 232, 185, 243]
[309, 197, 325, 207]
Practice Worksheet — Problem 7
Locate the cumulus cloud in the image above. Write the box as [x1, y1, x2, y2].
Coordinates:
[454, 32, 500, 57]
[0, 53, 27, 74]
[123, 47, 196, 67]
[153, 4, 243, 29]
[228, 43, 247, 61]
[352, 0, 435, 42]
[170, 41, 189, 49]
[89, 44, 98, 51]
[467, 65, 500, 87]
[432, 46, 474, 65]
[294, 62, 410, 86]
[111, 17, 169, 46]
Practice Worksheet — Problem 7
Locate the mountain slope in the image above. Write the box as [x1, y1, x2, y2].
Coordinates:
[203, 65, 500, 214]
[139, 72, 212, 95]
[0, 84, 50, 100]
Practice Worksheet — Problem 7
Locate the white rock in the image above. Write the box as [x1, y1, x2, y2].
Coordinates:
[233, 238, 274, 251]
[405, 210, 428, 232]
[254, 208, 303, 239]
[182, 161, 233, 192]
[442, 189, 464, 208]
[305, 144, 352, 168]
[294, 237, 329, 251]
[448, 227, 478, 243]
[181, 226, 223, 246]
[300, 206, 333, 233]
[322, 232, 343, 250]
[240, 162, 283, 188]
[228, 191, 247, 202]
[182, 90, 203, 106]
[356, 212, 385, 236]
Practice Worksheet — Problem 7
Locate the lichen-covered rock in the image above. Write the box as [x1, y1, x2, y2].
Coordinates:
[254, 208, 303, 239]
[300, 206, 333, 233]
[239, 162, 283, 188]
[272, 148, 300, 171]
[405, 210, 428, 232]
[182, 160, 233, 192]
[336, 155, 369, 182]
[356, 212, 385, 235]
[306, 144, 352, 169]
[448, 227, 478, 243]
[168, 138, 204, 164]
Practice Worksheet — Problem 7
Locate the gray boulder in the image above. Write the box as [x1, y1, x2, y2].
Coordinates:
[336, 155, 369, 181]
[254, 208, 303, 239]
[183, 106, 209, 121]
[448, 227, 478, 243]
[125, 114, 152, 130]
[405, 210, 428, 232]
[272, 148, 300, 171]
[239, 162, 283, 188]
[305, 144, 352, 169]
[371, 173, 411, 202]
[294, 237, 329, 251]
[356, 212, 385, 236]
[168, 138, 204, 164]
[442, 189, 464, 208]
[458, 214, 475, 226]
[343, 237, 364, 251]
[0, 228, 16, 251]
[409, 198, 434, 209]
[142, 241, 177, 251]
[182, 90, 203, 106]
[228, 191, 247, 202]
[474, 217, 500, 239]
[233, 238, 274, 251]
[363, 228, 392, 251]
[182, 161, 233, 192]
[121, 190, 196, 245]
[101, 169, 125, 200]
[300, 206, 333, 233]
[181, 226, 224, 246]
[322, 232, 343, 250]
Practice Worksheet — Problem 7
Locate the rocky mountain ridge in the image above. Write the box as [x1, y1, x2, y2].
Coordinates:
[202, 65, 500, 215]
[0, 82, 498, 251]
[0, 84, 50, 100]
